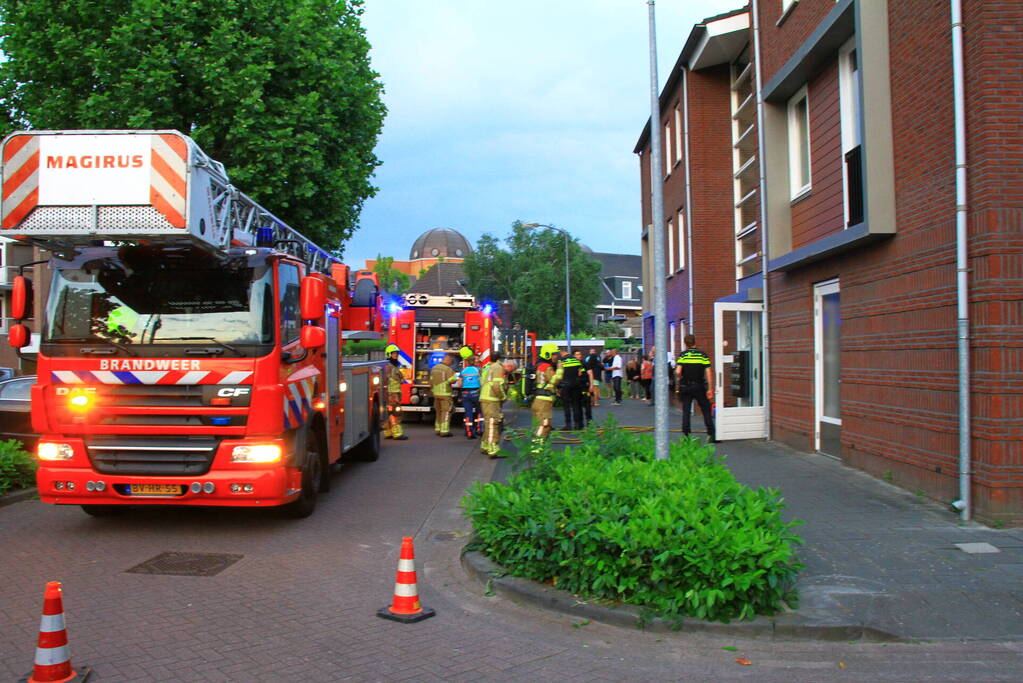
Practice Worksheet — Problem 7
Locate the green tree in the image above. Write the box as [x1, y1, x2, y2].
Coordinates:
[463, 221, 601, 338]
[372, 255, 410, 294]
[0, 0, 385, 251]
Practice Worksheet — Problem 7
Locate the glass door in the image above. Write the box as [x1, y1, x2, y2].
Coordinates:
[713, 301, 766, 440]
[814, 280, 841, 455]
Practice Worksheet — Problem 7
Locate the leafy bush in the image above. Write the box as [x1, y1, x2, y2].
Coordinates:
[0, 439, 37, 495]
[462, 419, 803, 624]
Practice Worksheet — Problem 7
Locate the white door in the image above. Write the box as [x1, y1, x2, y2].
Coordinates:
[713, 301, 766, 440]
[814, 280, 841, 454]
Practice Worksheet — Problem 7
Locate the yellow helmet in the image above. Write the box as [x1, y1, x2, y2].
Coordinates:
[459, 345, 474, 359]
[539, 342, 559, 360]
[385, 343, 400, 355]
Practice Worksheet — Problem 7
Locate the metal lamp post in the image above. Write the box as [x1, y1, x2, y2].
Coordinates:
[523, 223, 572, 353]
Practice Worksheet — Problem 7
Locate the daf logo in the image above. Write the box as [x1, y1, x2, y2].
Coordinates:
[217, 387, 251, 398]
[56, 387, 96, 396]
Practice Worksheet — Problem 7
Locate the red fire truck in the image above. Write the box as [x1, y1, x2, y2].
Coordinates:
[2, 130, 386, 518]
[386, 293, 535, 413]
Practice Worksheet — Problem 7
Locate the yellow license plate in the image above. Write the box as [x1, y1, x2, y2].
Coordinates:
[130, 484, 182, 496]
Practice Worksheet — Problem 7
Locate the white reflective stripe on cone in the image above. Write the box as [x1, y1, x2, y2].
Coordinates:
[397, 559, 415, 572]
[35, 643, 71, 666]
[393, 582, 418, 597]
[38, 613, 66, 632]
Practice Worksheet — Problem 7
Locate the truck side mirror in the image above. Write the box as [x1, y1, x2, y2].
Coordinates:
[7, 323, 29, 348]
[11, 275, 32, 320]
[300, 275, 326, 320]
[300, 325, 325, 350]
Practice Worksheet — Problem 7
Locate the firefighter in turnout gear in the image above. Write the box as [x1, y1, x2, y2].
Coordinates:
[384, 344, 408, 440]
[430, 353, 458, 437]
[479, 353, 511, 457]
[676, 334, 717, 442]
[530, 343, 560, 443]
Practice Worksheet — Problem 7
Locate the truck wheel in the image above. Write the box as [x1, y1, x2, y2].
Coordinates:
[352, 421, 381, 462]
[283, 432, 323, 519]
[81, 505, 128, 518]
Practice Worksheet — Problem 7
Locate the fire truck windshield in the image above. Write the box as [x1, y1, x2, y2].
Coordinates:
[42, 246, 275, 357]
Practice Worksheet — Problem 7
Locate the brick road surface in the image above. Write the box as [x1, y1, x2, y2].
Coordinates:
[2, 403, 1022, 681]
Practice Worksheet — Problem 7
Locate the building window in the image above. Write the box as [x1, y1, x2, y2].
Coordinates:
[787, 86, 811, 199]
[839, 39, 863, 227]
[677, 210, 686, 271]
[669, 321, 676, 358]
[674, 104, 683, 165]
[667, 218, 675, 273]
[664, 122, 672, 176]
[622, 281, 632, 300]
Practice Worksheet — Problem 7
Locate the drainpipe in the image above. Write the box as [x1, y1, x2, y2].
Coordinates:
[751, 0, 771, 439]
[682, 69, 695, 334]
[950, 0, 971, 521]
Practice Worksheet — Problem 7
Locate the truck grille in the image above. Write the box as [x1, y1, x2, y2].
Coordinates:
[59, 384, 247, 428]
[102, 384, 205, 407]
[86, 436, 220, 476]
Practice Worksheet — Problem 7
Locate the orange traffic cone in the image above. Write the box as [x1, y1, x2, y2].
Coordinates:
[20, 582, 91, 683]
[377, 536, 436, 623]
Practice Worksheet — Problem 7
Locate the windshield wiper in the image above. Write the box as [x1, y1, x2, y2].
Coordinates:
[152, 337, 244, 356]
[52, 336, 139, 357]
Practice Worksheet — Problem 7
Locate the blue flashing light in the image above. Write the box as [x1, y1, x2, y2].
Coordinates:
[255, 226, 274, 247]
[482, 304, 493, 316]
[388, 301, 403, 315]
[210, 417, 232, 426]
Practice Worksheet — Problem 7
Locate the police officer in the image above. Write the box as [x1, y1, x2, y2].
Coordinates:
[530, 343, 560, 443]
[457, 346, 482, 439]
[675, 334, 716, 442]
[430, 353, 458, 437]
[574, 350, 593, 427]
[384, 343, 408, 440]
[558, 350, 585, 430]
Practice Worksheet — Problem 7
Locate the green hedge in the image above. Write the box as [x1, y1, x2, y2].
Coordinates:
[343, 339, 387, 356]
[462, 420, 803, 624]
[0, 439, 36, 495]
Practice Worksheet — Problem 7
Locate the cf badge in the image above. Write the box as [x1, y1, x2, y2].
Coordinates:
[205, 386, 252, 406]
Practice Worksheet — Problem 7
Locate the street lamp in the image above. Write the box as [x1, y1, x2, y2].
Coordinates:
[522, 223, 572, 353]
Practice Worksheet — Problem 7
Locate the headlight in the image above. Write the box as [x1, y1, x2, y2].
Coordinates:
[38, 442, 74, 461]
[230, 444, 282, 463]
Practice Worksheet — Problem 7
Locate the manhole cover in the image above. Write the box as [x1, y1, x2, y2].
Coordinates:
[126, 551, 243, 576]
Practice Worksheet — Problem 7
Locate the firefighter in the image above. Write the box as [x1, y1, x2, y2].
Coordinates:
[530, 342, 560, 443]
[479, 352, 509, 458]
[675, 334, 717, 442]
[458, 346, 482, 439]
[384, 343, 408, 440]
[430, 352, 458, 437]
[558, 350, 585, 430]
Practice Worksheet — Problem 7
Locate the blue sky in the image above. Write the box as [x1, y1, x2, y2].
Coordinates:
[342, 0, 745, 266]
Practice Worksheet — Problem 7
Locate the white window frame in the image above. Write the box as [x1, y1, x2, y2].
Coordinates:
[782, 0, 798, 13]
[663, 122, 672, 177]
[669, 321, 677, 358]
[676, 210, 686, 271]
[667, 218, 675, 274]
[787, 85, 811, 199]
[674, 105, 683, 165]
[622, 281, 633, 300]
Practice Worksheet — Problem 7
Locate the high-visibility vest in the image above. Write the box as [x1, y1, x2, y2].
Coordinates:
[480, 362, 505, 402]
[386, 362, 404, 393]
[430, 363, 457, 397]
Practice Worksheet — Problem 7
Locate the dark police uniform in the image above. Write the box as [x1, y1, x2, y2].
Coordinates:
[676, 348, 716, 441]
[558, 356, 585, 430]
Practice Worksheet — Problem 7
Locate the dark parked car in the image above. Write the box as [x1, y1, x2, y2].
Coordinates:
[0, 375, 36, 452]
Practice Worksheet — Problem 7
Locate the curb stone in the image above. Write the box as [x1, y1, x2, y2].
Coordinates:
[461, 548, 899, 642]
[0, 487, 37, 508]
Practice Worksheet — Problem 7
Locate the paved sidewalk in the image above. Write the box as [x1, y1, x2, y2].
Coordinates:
[493, 397, 1023, 641]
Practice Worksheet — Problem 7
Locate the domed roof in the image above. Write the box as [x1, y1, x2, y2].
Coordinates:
[409, 228, 472, 260]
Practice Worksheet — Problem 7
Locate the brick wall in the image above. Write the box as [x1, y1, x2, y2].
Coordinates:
[757, 0, 841, 85]
[763, 0, 1023, 524]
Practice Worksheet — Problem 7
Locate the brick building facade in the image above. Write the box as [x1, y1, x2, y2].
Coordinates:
[639, 0, 1022, 525]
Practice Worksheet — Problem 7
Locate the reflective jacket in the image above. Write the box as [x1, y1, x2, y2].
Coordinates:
[533, 361, 557, 402]
[430, 363, 457, 397]
[480, 361, 506, 402]
[677, 348, 711, 384]
[386, 360, 404, 394]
